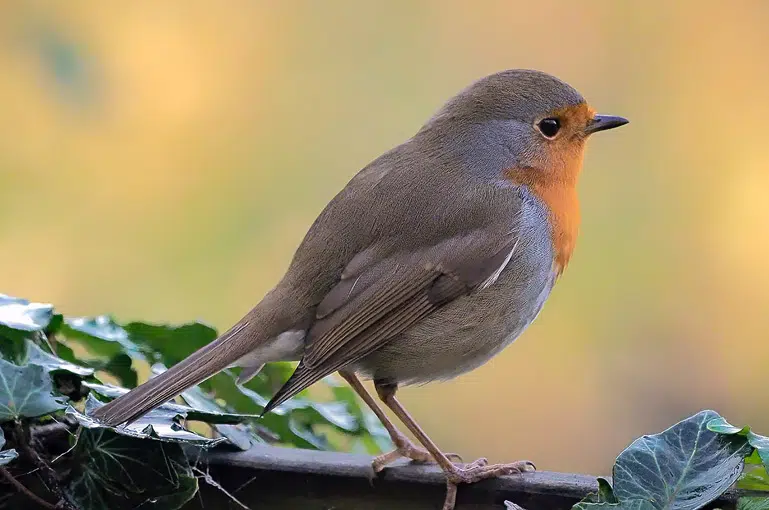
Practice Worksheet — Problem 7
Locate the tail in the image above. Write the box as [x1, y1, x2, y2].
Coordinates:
[91, 318, 261, 426]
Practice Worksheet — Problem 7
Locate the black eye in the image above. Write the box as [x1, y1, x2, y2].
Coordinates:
[537, 118, 561, 138]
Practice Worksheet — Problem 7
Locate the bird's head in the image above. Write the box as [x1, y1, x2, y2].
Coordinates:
[420, 69, 628, 185]
[418, 69, 628, 272]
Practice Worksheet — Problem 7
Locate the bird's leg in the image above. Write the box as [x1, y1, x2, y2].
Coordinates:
[374, 380, 535, 510]
[339, 371, 462, 472]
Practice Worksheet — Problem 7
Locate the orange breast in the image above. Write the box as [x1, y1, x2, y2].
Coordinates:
[506, 161, 582, 274]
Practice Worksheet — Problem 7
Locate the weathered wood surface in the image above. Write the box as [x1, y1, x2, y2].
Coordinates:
[189, 444, 750, 510]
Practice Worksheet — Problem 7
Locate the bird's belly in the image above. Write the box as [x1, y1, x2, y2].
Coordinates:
[353, 259, 557, 385]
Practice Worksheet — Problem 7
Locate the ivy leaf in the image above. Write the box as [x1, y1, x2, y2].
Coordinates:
[74, 382, 257, 448]
[195, 371, 314, 448]
[23, 339, 93, 377]
[328, 378, 391, 453]
[72, 352, 138, 388]
[84, 382, 256, 425]
[738, 498, 769, 510]
[0, 294, 54, 332]
[581, 478, 619, 504]
[60, 316, 142, 359]
[196, 369, 385, 451]
[180, 385, 257, 451]
[612, 410, 751, 510]
[739, 455, 769, 491]
[227, 377, 331, 450]
[598, 478, 618, 503]
[123, 321, 217, 366]
[17, 340, 94, 400]
[574, 501, 657, 510]
[47, 339, 80, 365]
[101, 353, 137, 388]
[68, 394, 225, 446]
[65, 426, 197, 510]
[0, 358, 67, 421]
[707, 417, 769, 478]
[0, 428, 18, 466]
[46, 313, 64, 334]
[0, 295, 55, 362]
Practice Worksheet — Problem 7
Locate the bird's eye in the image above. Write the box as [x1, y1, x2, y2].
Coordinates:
[537, 118, 561, 139]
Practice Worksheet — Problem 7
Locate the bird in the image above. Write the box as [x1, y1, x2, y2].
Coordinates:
[91, 69, 628, 510]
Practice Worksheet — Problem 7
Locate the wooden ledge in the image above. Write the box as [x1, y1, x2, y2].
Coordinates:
[190, 444, 750, 510]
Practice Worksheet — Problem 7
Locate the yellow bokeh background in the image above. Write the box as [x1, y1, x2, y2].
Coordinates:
[1, 1, 767, 476]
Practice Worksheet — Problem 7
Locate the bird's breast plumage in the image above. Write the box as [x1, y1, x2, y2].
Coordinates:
[504, 146, 585, 273]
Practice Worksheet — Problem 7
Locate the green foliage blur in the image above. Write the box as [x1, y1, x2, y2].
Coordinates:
[1, 1, 768, 475]
[0, 293, 389, 509]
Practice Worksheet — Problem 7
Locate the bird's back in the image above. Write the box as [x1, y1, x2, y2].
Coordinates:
[276, 134, 527, 311]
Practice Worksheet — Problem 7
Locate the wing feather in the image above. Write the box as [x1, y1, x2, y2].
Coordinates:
[261, 230, 522, 415]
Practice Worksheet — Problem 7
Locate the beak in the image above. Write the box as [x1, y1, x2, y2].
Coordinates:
[585, 114, 629, 135]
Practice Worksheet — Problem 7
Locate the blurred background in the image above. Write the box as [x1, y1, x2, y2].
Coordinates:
[1, 1, 767, 476]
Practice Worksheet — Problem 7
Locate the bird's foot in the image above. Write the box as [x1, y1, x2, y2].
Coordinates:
[372, 432, 463, 472]
[441, 459, 535, 510]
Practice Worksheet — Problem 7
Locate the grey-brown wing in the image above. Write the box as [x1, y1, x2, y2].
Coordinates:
[261, 229, 520, 414]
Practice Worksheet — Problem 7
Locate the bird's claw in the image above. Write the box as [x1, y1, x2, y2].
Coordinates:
[441, 460, 535, 510]
[447, 459, 535, 484]
[372, 432, 463, 472]
[372, 443, 464, 472]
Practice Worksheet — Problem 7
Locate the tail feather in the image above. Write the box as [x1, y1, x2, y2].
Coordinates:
[261, 358, 345, 416]
[92, 320, 255, 426]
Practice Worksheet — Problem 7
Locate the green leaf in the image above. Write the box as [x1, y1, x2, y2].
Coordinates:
[574, 501, 657, 510]
[0, 294, 54, 332]
[75, 352, 138, 388]
[196, 371, 324, 449]
[48, 339, 80, 365]
[0, 333, 27, 365]
[0, 358, 67, 421]
[102, 353, 137, 388]
[0, 428, 18, 466]
[196, 368, 388, 451]
[84, 381, 256, 425]
[329, 381, 391, 452]
[60, 316, 142, 359]
[123, 321, 217, 366]
[707, 417, 769, 478]
[738, 498, 769, 510]
[234, 378, 331, 449]
[739, 462, 769, 491]
[0, 294, 55, 363]
[16, 340, 93, 400]
[68, 394, 226, 446]
[46, 313, 64, 334]
[65, 426, 197, 510]
[582, 478, 619, 504]
[612, 410, 751, 510]
[597, 478, 618, 504]
[180, 385, 257, 451]
[23, 339, 93, 377]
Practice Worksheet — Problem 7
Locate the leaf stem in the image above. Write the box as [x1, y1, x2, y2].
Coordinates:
[13, 420, 77, 510]
[0, 466, 56, 509]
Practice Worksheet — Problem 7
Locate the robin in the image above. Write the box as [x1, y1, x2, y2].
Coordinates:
[93, 69, 628, 509]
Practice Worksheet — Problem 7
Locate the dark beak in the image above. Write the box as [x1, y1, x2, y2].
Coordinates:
[585, 114, 629, 135]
